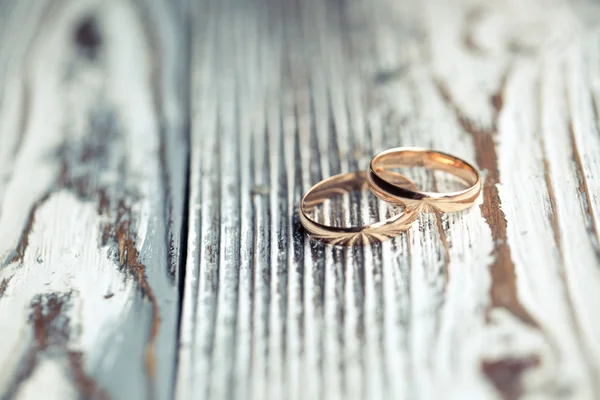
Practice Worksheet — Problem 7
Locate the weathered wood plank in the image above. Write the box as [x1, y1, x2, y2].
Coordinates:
[178, 0, 600, 399]
[0, 0, 187, 398]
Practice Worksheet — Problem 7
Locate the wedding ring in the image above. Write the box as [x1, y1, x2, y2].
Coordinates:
[300, 171, 418, 246]
[366, 147, 481, 213]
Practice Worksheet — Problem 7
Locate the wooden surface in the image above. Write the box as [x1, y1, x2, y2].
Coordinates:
[1, 0, 600, 399]
[0, 0, 187, 399]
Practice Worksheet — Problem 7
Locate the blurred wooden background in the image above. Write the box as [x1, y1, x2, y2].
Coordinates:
[1, 0, 600, 399]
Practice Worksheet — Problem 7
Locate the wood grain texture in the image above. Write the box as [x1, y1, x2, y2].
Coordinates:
[2, 0, 600, 399]
[176, 0, 600, 399]
[0, 0, 187, 399]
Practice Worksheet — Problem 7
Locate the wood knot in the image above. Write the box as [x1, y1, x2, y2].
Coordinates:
[482, 355, 540, 400]
[74, 16, 102, 60]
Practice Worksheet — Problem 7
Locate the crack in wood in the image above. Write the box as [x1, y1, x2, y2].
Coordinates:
[433, 74, 539, 329]
[4, 194, 51, 266]
[541, 146, 563, 260]
[0, 277, 10, 298]
[568, 121, 600, 260]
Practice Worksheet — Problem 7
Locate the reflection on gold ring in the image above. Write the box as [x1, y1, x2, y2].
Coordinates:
[367, 147, 481, 213]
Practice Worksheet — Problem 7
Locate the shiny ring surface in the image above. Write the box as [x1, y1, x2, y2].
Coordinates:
[300, 171, 418, 246]
[366, 147, 481, 213]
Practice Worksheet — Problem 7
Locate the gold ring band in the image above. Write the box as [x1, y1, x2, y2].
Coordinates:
[300, 171, 418, 246]
[366, 147, 481, 213]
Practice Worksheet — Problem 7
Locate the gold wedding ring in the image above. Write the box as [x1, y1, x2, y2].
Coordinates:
[300, 171, 418, 246]
[366, 147, 481, 213]
[299, 147, 481, 246]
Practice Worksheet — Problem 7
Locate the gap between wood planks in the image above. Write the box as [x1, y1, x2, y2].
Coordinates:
[172, 106, 192, 400]
[171, 2, 193, 398]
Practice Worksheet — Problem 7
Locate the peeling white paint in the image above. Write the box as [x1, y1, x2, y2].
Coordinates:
[0, 192, 136, 393]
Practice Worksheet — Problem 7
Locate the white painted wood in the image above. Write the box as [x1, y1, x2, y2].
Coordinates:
[177, 0, 600, 399]
[2, 0, 600, 398]
[0, 0, 187, 398]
